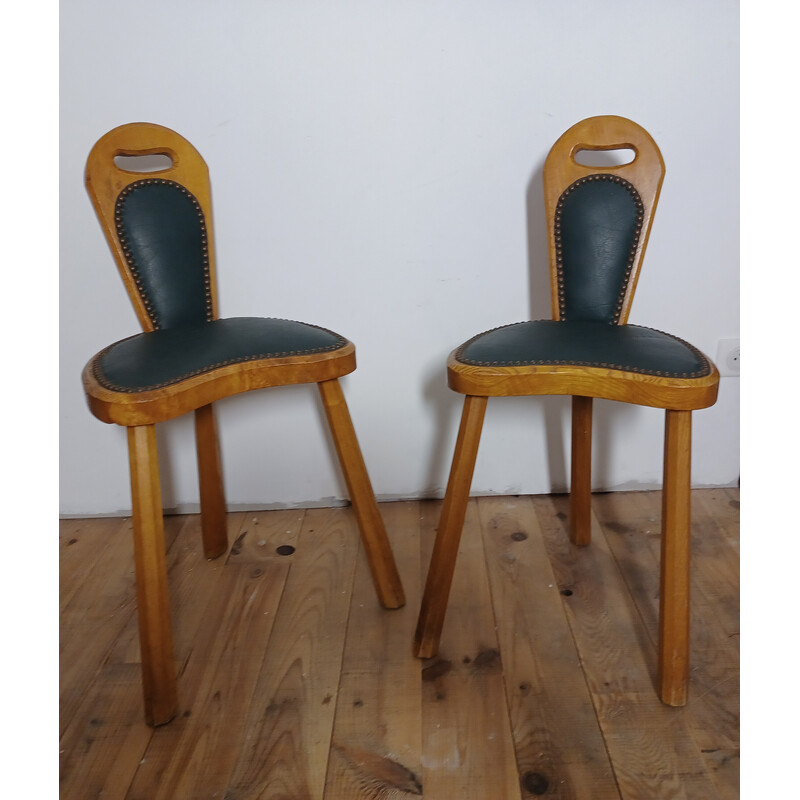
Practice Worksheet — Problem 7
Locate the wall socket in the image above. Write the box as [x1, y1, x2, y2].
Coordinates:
[716, 338, 740, 377]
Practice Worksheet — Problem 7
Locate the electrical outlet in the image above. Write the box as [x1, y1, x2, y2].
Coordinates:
[716, 338, 740, 377]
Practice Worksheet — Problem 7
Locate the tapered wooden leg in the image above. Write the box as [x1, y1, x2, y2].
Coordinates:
[127, 425, 178, 726]
[570, 395, 593, 546]
[195, 404, 228, 560]
[414, 394, 488, 658]
[317, 379, 405, 609]
[658, 410, 692, 706]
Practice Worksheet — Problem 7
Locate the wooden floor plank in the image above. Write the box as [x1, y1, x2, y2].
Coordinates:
[59, 663, 153, 800]
[478, 495, 620, 799]
[106, 513, 245, 667]
[324, 501, 423, 799]
[694, 488, 740, 548]
[533, 494, 722, 799]
[226, 508, 307, 564]
[59, 516, 127, 615]
[224, 506, 361, 800]
[125, 559, 291, 799]
[420, 499, 523, 800]
[59, 516, 147, 736]
[592, 491, 740, 762]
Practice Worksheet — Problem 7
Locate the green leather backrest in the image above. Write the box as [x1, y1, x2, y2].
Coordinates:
[115, 179, 214, 330]
[556, 175, 644, 324]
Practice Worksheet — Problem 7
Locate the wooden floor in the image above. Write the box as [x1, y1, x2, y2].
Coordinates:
[60, 488, 739, 799]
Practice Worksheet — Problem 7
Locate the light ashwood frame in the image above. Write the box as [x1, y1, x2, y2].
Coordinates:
[543, 115, 665, 325]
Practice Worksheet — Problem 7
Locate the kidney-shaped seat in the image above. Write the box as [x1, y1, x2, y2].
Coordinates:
[414, 116, 720, 707]
[85, 317, 356, 425]
[451, 319, 715, 405]
[82, 123, 405, 726]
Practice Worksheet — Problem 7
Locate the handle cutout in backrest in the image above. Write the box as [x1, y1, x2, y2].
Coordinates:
[573, 147, 636, 167]
[114, 153, 174, 173]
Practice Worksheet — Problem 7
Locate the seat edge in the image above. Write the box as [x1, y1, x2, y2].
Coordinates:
[82, 342, 357, 425]
[446, 352, 720, 410]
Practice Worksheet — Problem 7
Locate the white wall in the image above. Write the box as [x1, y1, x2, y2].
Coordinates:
[60, 0, 739, 516]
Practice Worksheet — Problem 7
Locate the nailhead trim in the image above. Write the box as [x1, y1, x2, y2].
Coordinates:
[115, 179, 214, 330]
[454, 322, 712, 378]
[92, 319, 348, 393]
[555, 174, 644, 324]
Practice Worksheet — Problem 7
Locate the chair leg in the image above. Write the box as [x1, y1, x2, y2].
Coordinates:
[194, 404, 228, 560]
[127, 425, 178, 726]
[414, 394, 488, 659]
[658, 409, 692, 706]
[317, 379, 405, 609]
[570, 395, 593, 546]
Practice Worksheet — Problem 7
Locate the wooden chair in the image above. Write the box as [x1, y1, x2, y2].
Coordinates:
[413, 116, 720, 706]
[82, 122, 405, 726]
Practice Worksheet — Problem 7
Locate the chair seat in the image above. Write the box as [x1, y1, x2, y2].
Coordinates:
[82, 317, 356, 425]
[447, 320, 718, 409]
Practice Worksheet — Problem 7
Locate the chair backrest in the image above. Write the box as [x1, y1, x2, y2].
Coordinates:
[85, 123, 219, 332]
[543, 115, 665, 325]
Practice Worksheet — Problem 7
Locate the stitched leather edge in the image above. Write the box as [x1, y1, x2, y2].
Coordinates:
[92, 319, 349, 393]
[454, 322, 712, 379]
[555, 174, 644, 324]
[115, 179, 214, 330]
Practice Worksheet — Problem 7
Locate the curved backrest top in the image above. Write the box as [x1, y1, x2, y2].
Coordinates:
[543, 115, 665, 324]
[85, 122, 219, 331]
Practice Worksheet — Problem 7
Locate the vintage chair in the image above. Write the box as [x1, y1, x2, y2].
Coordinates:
[414, 115, 719, 706]
[82, 122, 405, 726]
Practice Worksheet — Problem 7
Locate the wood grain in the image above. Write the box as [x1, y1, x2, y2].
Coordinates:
[60, 517, 140, 736]
[534, 494, 723, 799]
[569, 396, 593, 546]
[59, 663, 154, 800]
[194, 403, 228, 559]
[593, 489, 740, 795]
[447, 354, 719, 409]
[125, 559, 291, 799]
[226, 507, 306, 564]
[59, 516, 127, 615]
[420, 499, 522, 800]
[325, 501, 423, 799]
[659, 410, 692, 705]
[478, 495, 618, 798]
[415, 395, 487, 659]
[60, 490, 739, 799]
[318, 378, 405, 610]
[128, 423, 176, 725]
[225, 507, 360, 799]
[106, 513, 237, 667]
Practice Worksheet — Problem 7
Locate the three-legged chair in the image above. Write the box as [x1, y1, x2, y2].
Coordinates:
[414, 115, 719, 706]
[82, 123, 405, 725]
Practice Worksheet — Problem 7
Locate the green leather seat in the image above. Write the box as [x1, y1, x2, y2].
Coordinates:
[92, 318, 348, 393]
[456, 319, 712, 379]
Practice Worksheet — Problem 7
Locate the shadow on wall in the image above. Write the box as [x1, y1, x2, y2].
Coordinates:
[526, 156, 570, 492]
[152, 381, 349, 514]
[421, 354, 464, 498]
[417, 155, 564, 498]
